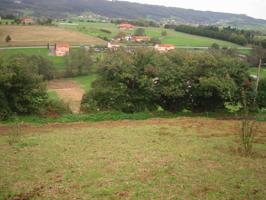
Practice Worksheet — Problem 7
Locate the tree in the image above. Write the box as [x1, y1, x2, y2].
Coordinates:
[210, 43, 220, 50]
[65, 49, 93, 77]
[81, 49, 250, 113]
[134, 28, 146, 36]
[161, 30, 167, 36]
[5, 35, 11, 43]
[150, 37, 161, 45]
[0, 55, 48, 119]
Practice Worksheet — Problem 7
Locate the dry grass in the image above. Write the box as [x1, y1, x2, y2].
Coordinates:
[0, 25, 106, 47]
[48, 80, 85, 113]
[0, 118, 266, 199]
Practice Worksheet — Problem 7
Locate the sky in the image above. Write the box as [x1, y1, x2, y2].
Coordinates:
[120, 0, 266, 20]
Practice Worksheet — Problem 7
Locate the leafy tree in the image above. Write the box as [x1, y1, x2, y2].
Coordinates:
[29, 55, 55, 80]
[257, 78, 266, 108]
[5, 35, 11, 43]
[134, 28, 146, 36]
[161, 30, 167, 36]
[65, 49, 93, 77]
[82, 49, 158, 113]
[210, 43, 220, 50]
[82, 49, 250, 113]
[0, 55, 48, 119]
[150, 37, 161, 45]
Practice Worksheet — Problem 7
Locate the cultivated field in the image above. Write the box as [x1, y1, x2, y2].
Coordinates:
[60, 22, 240, 48]
[0, 25, 106, 47]
[0, 118, 266, 199]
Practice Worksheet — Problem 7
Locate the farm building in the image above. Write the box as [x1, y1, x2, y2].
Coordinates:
[20, 17, 35, 24]
[49, 43, 70, 57]
[118, 23, 135, 30]
[132, 36, 151, 42]
[55, 43, 70, 56]
[154, 44, 175, 52]
[107, 42, 120, 50]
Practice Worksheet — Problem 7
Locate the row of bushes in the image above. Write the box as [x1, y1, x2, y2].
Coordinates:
[165, 24, 256, 46]
[81, 49, 266, 113]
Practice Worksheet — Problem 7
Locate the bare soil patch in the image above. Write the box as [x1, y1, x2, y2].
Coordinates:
[48, 80, 85, 113]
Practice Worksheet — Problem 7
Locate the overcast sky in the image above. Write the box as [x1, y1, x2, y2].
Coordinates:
[120, 0, 266, 20]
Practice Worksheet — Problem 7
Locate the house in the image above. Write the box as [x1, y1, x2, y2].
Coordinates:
[20, 17, 35, 24]
[107, 42, 120, 50]
[154, 44, 175, 52]
[114, 33, 133, 42]
[132, 36, 151, 42]
[55, 43, 70, 56]
[118, 23, 135, 30]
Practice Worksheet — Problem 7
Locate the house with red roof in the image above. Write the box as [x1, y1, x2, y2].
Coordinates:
[54, 43, 70, 56]
[20, 17, 35, 24]
[132, 36, 151, 42]
[118, 23, 135, 30]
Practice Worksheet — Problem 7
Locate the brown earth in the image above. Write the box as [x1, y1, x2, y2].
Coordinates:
[48, 80, 85, 113]
[0, 25, 106, 46]
[0, 117, 265, 137]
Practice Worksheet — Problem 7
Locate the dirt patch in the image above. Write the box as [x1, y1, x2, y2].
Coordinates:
[48, 80, 85, 113]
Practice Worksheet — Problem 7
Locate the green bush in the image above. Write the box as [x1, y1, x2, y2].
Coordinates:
[42, 99, 72, 117]
[0, 55, 48, 120]
[81, 49, 250, 113]
[257, 78, 266, 108]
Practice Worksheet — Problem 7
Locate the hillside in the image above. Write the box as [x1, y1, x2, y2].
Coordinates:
[1, 0, 266, 31]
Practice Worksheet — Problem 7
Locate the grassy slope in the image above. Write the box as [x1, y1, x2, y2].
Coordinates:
[0, 119, 265, 199]
[60, 22, 240, 48]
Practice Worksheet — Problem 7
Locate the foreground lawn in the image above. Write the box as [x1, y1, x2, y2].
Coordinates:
[0, 118, 266, 199]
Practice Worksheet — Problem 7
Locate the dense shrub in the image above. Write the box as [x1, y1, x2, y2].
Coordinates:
[42, 99, 72, 117]
[0, 55, 48, 119]
[257, 78, 266, 108]
[65, 49, 93, 77]
[81, 49, 250, 113]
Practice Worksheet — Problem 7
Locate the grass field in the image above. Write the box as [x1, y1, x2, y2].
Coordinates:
[0, 48, 66, 70]
[0, 25, 106, 47]
[66, 74, 97, 91]
[60, 22, 241, 48]
[249, 67, 266, 79]
[0, 118, 266, 199]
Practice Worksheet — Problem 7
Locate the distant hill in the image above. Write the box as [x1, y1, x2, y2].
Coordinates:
[1, 0, 266, 31]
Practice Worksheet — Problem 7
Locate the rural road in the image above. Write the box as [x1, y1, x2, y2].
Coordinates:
[0, 46, 253, 50]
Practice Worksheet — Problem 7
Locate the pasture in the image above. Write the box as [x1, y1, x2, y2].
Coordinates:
[249, 67, 266, 79]
[60, 21, 240, 47]
[0, 25, 106, 47]
[0, 118, 266, 199]
[0, 48, 66, 70]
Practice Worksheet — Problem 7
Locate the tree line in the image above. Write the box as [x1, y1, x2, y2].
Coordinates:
[165, 24, 257, 46]
[81, 49, 266, 113]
